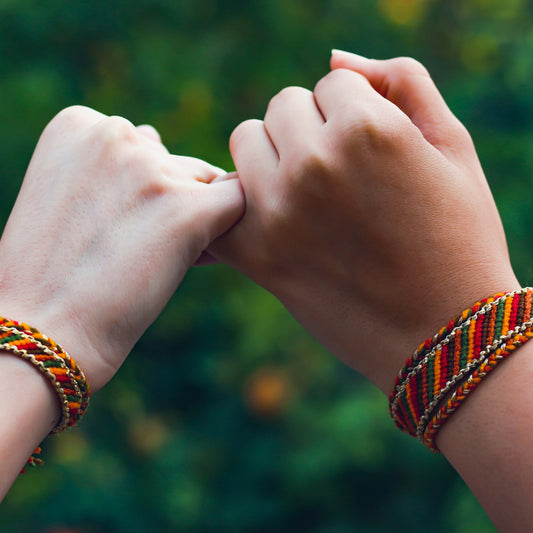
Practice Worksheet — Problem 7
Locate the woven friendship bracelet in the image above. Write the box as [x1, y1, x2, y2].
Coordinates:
[423, 326, 533, 450]
[415, 316, 533, 440]
[0, 317, 90, 468]
[389, 289, 529, 432]
[389, 288, 533, 451]
[390, 292, 505, 401]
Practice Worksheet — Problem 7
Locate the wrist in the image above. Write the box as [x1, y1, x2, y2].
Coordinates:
[0, 353, 60, 499]
[437, 334, 533, 530]
[0, 351, 61, 427]
[0, 294, 111, 393]
[369, 274, 522, 395]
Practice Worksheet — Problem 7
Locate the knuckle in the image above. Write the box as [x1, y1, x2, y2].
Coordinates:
[277, 85, 311, 99]
[54, 105, 90, 122]
[389, 56, 430, 78]
[449, 118, 476, 149]
[44, 105, 94, 135]
[136, 124, 165, 148]
[367, 114, 411, 147]
[316, 68, 368, 92]
[100, 115, 138, 144]
[267, 86, 311, 112]
[126, 146, 155, 173]
[336, 107, 411, 153]
[230, 118, 263, 151]
[451, 118, 472, 140]
[129, 151, 175, 199]
[94, 120, 170, 196]
[283, 143, 329, 184]
[91, 116, 142, 166]
[337, 105, 378, 136]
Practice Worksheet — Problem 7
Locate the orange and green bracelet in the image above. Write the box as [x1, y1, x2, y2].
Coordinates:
[389, 288, 533, 451]
[0, 317, 90, 468]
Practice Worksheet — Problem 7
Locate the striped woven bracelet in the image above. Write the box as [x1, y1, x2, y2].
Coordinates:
[389, 288, 533, 451]
[0, 317, 90, 468]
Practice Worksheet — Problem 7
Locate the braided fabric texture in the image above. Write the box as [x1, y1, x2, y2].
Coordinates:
[390, 293, 506, 401]
[0, 317, 90, 468]
[423, 328, 533, 449]
[389, 288, 533, 451]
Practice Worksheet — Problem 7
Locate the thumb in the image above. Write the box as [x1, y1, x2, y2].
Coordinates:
[330, 50, 473, 161]
[195, 178, 245, 250]
[193, 172, 242, 266]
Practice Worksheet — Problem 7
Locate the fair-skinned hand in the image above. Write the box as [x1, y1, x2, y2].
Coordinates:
[0, 106, 244, 498]
[0, 105, 244, 393]
[209, 52, 518, 395]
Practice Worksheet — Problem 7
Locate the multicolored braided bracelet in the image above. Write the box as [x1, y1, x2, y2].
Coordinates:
[389, 293, 506, 404]
[389, 288, 533, 451]
[423, 326, 533, 450]
[389, 289, 528, 435]
[0, 317, 90, 467]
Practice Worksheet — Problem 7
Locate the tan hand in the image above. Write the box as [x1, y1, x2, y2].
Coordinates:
[210, 52, 518, 393]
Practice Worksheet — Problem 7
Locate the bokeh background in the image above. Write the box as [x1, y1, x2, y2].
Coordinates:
[2, 0, 533, 531]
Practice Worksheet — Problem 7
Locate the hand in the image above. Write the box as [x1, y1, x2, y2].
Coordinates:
[0, 106, 244, 392]
[210, 51, 518, 394]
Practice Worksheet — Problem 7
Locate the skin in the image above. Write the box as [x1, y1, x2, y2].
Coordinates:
[0, 105, 244, 499]
[210, 50, 530, 530]
[2, 55, 531, 530]
[210, 51, 519, 394]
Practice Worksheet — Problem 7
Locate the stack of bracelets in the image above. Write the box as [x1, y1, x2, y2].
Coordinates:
[389, 287, 533, 451]
[0, 316, 90, 469]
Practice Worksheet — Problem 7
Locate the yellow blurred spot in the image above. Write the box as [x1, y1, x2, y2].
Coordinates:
[460, 34, 500, 73]
[52, 431, 89, 464]
[378, 0, 429, 26]
[129, 416, 170, 455]
[465, 0, 524, 20]
[245, 368, 289, 417]
[158, 80, 213, 144]
[179, 80, 213, 121]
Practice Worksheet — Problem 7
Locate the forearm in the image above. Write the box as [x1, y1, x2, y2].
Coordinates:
[0, 354, 59, 501]
[438, 338, 533, 532]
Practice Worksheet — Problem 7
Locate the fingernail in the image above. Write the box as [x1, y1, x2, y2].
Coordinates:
[331, 49, 371, 61]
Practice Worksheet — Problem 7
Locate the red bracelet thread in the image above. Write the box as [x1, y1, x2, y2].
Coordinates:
[0, 317, 90, 469]
[389, 288, 533, 451]
[423, 327, 533, 449]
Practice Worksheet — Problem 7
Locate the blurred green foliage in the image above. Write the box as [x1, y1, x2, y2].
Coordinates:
[2, 0, 533, 531]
